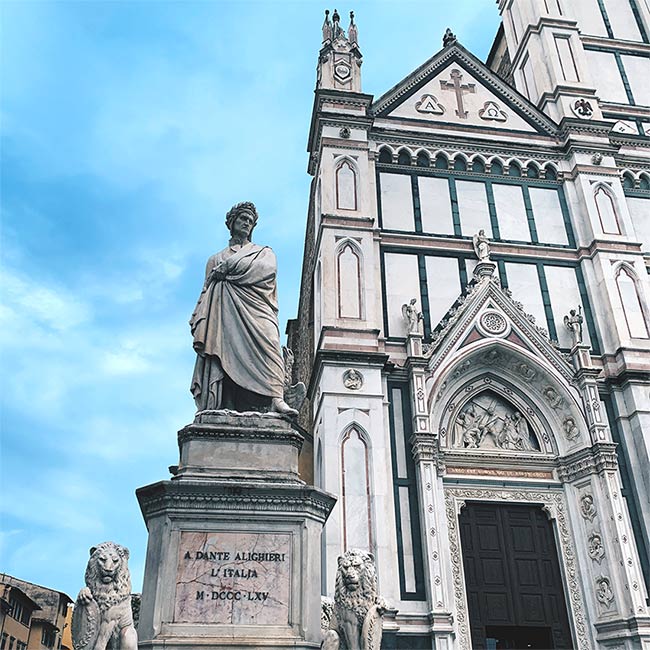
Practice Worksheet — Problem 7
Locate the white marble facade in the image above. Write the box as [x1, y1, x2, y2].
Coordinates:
[294, 2, 650, 648]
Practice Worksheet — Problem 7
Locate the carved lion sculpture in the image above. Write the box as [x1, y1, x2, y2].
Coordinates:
[321, 549, 386, 650]
[72, 542, 138, 650]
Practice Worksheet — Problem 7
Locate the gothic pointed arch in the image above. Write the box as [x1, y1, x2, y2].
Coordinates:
[416, 149, 431, 167]
[335, 238, 364, 319]
[397, 147, 413, 166]
[378, 145, 393, 164]
[335, 156, 358, 210]
[340, 423, 373, 552]
[615, 263, 649, 338]
[430, 340, 585, 461]
[593, 183, 622, 234]
[543, 162, 558, 180]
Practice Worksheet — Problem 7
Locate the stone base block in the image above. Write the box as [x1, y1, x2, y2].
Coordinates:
[137, 413, 335, 650]
[174, 411, 304, 483]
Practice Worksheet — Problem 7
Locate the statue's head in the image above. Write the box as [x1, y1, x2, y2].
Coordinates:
[226, 202, 259, 239]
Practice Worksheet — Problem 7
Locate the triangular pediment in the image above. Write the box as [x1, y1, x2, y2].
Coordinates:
[371, 43, 558, 136]
[425, 267, 573, 383]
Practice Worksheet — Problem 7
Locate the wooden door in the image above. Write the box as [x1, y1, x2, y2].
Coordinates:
[459, 502, 573, 650]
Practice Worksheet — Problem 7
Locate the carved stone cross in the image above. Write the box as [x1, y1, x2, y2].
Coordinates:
[439, 69, 475, 119]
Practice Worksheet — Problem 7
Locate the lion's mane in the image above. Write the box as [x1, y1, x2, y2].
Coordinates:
[84, 542, 132, 611]
[334, 549, 378, 625]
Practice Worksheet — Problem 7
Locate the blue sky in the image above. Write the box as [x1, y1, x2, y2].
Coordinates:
[0, 1, 500, 597]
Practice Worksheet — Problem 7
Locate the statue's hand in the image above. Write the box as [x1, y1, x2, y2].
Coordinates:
[209, 263, 228, 283]
[77, 587, 94, 605]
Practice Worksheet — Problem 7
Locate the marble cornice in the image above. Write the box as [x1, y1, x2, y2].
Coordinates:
[136, 480, 337, 523]
[557, 442, 619, 483]
[178, 424, 305, 451]
[369, 131, 563, 162]
[602, 367, 650, 387]
[563, 166, 626, 181]
[410, 432, 438, 463]
[609, 133, 650, 149]
[581, 35, 650, 55]
[320, 214, 374, 229]
[558, 119, 615, 140]
[307, 347, 388, 399]
[601, 102, 650, 119]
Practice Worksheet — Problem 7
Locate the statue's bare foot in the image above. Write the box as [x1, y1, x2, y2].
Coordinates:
[271, 397, 298, 417]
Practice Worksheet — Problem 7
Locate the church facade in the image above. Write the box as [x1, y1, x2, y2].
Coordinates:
[288, 2, 650, 648]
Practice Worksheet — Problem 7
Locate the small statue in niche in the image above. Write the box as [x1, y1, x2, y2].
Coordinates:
[402, 298, 423, 335]
[564, 306, 584, 346]
[472, 229, 491, 262]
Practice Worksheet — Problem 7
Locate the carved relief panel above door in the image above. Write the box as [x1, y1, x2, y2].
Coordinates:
[453, 390, 541, 452]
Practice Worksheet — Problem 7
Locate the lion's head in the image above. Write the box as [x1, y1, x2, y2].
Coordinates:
[334, 549, 378, 623]
[84, 542, 132, 610]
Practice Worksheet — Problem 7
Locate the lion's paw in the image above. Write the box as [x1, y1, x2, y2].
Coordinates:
[77, 587, 94, 605]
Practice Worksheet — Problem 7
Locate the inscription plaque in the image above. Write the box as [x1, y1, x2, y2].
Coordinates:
[174, 531, 292, 625]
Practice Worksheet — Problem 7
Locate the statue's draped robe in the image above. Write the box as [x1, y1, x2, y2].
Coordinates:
[190, 242, 284, 410]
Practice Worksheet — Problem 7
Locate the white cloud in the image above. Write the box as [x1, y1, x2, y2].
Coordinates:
[2, 268, 91, 333]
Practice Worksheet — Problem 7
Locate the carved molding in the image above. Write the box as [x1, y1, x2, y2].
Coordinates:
[595, 575, 615, 609]
[410, 433, 437, 463]
[587, 533, 605, 564]
[178, 424, 304, 450]
[427, 281, 574, 386]
[444, 487, 589, 650]
[580, 493, 597, 522]
[557, 443, 619, 483]
[137, 482, 336, 523]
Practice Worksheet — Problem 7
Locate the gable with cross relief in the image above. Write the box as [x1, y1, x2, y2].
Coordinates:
[387, 63, 535, 131]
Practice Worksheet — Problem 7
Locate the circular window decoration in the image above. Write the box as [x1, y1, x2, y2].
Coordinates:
[478, 310, 509, 337]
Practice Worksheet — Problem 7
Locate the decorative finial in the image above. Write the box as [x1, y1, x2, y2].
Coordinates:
[443, 28, 457, 47]
[322, 9, 332, 42]
[348, 10, 358, 45]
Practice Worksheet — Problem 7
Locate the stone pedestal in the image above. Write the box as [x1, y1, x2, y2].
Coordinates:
[136, 412, 336, 650]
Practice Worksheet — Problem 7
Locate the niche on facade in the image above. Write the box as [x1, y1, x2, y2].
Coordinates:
[452, 390, 541, 452]
[340, 425, 373, 552]
[594, 184, 622, 234]
[336, 239, 363, 319]
[615, 263, 649, 338]
[335, 158, 358, 210]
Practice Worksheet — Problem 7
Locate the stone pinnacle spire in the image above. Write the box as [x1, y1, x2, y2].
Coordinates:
[348, 11, 358, 45]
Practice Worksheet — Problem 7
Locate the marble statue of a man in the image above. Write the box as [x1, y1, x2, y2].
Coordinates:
[189, 202, 297, 415]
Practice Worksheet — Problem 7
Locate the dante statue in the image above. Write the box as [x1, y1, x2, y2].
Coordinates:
[189, 202, 297, 415]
